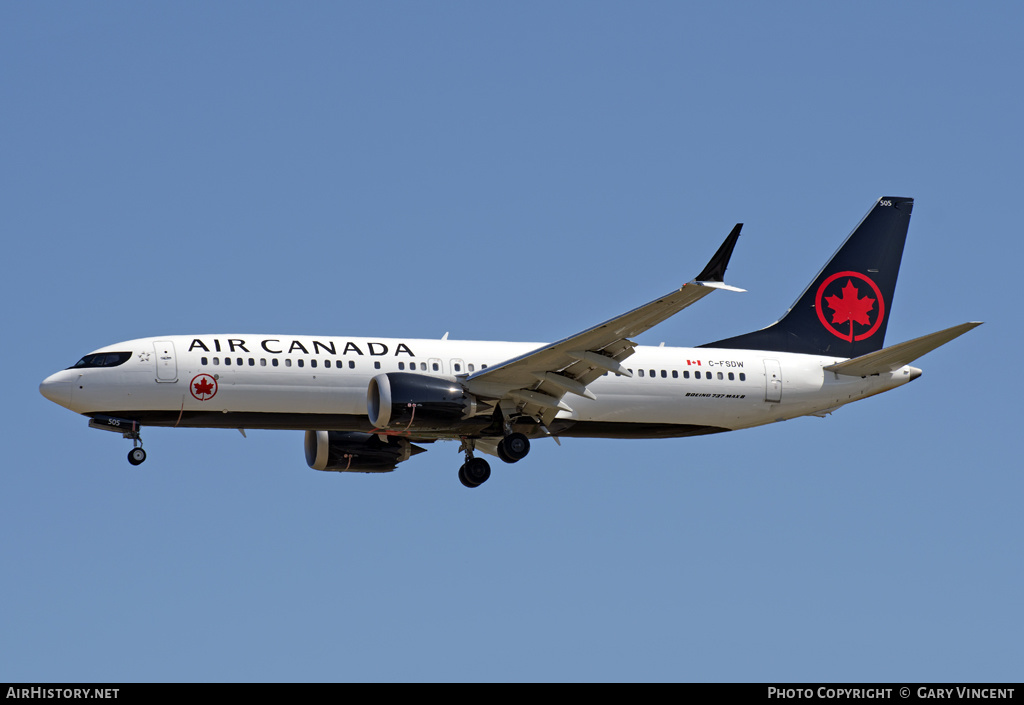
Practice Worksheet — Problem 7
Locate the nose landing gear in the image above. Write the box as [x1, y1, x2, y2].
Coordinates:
[87, 415, 147, 466]
[126, 428, 147, 465]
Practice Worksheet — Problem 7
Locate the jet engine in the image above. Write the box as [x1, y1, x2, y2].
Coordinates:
[304, 430, 424, 473]
[367, 372, 477, 431]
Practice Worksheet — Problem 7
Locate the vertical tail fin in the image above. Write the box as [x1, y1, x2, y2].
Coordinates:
[701, 196, 913, 358]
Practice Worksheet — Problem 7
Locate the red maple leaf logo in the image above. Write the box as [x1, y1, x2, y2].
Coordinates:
[815, 271, 886, 343]
[194, 378, 214, 397]
[191, 374, 217, 400]
[824, 279, 875, 341]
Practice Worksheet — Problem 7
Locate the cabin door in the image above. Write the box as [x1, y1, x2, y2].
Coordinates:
[764, 359, 782, 403]
[154, 340, 178, 383]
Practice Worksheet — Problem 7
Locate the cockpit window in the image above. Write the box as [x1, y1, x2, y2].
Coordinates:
[69, 352, 132, 369]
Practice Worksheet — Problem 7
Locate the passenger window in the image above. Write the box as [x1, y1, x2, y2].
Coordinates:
[468, 364, 475, 372]
[683, 370, 689, 379]
[661, 370, 667, 378]
[285, 359, 292, 367]
[201, 357, 208, 365]
[728, 372, 734, 380]
[432, 362, 439, 372]
[672, 370, 678, 378]
[248, 358, 255, 366]
[298, 359, 304, 368]
[454, 363, 461, 372]
[694, 370, 700, 379]
[272, 359, 279, 367]
[739, 373, 746, 381]
[260, 359, 267, 367]
[349, 361, 355, 369]
[310, 359, 317, 368]
[638, 369, 645, 377]
[324, 360, 331, 368]
[224, 357, 231, 366]
[398, 362, 405, 370]
[374, 361, 381, 369]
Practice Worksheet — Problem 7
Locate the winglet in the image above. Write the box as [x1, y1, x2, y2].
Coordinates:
[694, 223, 742, 283]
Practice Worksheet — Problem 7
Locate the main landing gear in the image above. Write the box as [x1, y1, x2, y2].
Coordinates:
[457, 432, 532, 488]
[459, 456, 490, 488]
[458, 437, 490, 488]
[497, 432, 530, 464]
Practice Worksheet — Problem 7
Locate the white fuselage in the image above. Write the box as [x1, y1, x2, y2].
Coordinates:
[40, 334, 920, 439]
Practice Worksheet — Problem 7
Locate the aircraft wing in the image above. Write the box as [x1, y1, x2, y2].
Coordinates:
[464, 225, 744, 424]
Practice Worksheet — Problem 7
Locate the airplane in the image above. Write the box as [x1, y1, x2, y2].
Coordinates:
[40, 197, 980, 488]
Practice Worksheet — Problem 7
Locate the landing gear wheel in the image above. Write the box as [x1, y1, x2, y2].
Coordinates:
[460, 457, 491, 487]
[497, 443, 514, 464]
[127, 447, 147, 466]
[498, 432, 530, 463]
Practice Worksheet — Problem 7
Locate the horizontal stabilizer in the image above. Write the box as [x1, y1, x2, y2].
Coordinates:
[824, 322, 982, 377]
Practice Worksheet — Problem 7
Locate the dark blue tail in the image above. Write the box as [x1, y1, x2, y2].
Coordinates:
[701, 197, 913, 358]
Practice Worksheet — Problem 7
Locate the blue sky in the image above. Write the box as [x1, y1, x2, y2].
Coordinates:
[3, 2, 1021, 682]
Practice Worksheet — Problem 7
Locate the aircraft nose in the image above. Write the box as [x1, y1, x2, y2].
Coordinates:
[39, 371, 72, 408]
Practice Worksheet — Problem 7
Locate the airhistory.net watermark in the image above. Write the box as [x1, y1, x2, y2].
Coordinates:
[6, 689, 118, 699]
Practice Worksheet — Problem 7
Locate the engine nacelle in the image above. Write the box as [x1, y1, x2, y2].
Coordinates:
[367, 372, 477, 431]
[304, 430, 421, 473]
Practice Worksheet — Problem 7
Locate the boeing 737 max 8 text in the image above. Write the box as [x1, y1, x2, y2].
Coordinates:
[40, 197, 980, 487]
